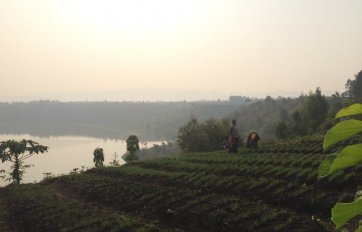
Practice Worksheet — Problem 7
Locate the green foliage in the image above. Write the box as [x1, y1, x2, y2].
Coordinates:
[126, 135, 140, 154]
[123, 152, 139, 163]
[289, 88, 329, 137]
[344, 70, 362, 103]
[177, 118, 229, 152]
[317, 153, 337, 178]
[290, 111, 305, 136]
[335, 104, 362, 119]
[275, 122, 289, 139]
[109, 152, 121, 166]
[93, 147, 104, 167]
[323, 119, 362, 150]
[0, 139, 48, 184]
[43, 148, 331, 231]
[124, 135, 140, 162]
[177, 118, 207, 152]
[203, 118, 230, 149]
[3, 184, 152, 231]
[331, 197, 362, 229]
[301, 87, 329, 134]
[327, 144, 362, 174]
[3, 137, 359, 231]
[318, 103, 362, 229]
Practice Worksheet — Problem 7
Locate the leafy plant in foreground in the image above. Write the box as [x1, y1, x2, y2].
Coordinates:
[318, 103, 362, 230]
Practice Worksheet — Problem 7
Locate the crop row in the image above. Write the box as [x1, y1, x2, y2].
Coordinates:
[130, 153, 360, 190]
[88, 163, 350, 222]
[174, 153, 362, 191]
[129, 159, 320, 185]
[44, 172, 326, 231]
[177, 152, 324, 169]
[255, 137, 324, 154]
[3, 184, 157, 232]
[254, 135, 362, 155]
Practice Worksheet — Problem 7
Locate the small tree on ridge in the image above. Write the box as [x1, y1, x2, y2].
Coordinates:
[0, 139, 48, 184]
[93, 147, 104, 167]
[124, 135, 140, 162]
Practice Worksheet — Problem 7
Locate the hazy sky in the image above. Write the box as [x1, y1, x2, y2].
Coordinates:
[1, 0, 361, 101]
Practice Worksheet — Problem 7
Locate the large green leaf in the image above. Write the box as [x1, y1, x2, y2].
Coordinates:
[355, 191, 362, 202]
[323, 119, 362, 150]
[328, 144, 362, 175]
[356, 221, 362, 232]
[335, 104, 362, 119]
[318, 154, 337, 178]
[332, 198, 362, 229]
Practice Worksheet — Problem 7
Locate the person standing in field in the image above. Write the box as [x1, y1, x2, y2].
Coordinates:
[228, 119, 239, 153]
[246, 132, 260, 148]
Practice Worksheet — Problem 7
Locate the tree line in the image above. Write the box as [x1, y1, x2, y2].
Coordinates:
[276, 70, 362, 139]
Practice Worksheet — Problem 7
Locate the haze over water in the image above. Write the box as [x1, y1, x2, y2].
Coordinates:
[0, 134, 160, 186]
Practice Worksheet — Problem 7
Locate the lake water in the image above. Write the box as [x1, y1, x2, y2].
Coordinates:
[0, 134, 160, 186]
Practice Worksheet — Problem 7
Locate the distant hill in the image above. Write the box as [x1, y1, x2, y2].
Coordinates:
[230, 97, 305, 141]
[0, 95, 341, 141]
[0, 100, 248, 140]
[230, 95, 342, 141]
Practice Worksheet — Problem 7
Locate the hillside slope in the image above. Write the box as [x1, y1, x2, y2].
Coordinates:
[0, 138, 360, 231]
[231, 97, 304, 139]
[0, 101, 242, 140]
[231, 95, 343, 140]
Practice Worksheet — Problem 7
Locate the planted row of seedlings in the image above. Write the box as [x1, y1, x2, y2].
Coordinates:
[90, 157, 352, 222]
[4, 137, 360, 231]
[254, 135, 362, 155]
[88, 148, 362, 221]
[2, 184, 157, 232]
[254, 137, 324, 154]
[42, 171, 325, 232]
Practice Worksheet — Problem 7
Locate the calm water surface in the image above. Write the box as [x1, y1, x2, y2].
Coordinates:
[0, 134, 159, 186]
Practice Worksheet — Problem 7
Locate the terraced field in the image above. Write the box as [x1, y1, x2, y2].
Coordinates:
[1, 137, 361, 231]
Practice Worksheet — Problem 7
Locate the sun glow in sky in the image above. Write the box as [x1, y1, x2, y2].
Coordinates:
[0, 0, 361, 101]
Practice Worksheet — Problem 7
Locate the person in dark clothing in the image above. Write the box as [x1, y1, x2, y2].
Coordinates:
[246, 132, 260, 148]
[228, 120, 239, 153]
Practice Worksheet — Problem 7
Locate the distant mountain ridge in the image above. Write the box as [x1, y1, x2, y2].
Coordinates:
[0, 95, 340, 141]
[0, 100, 246, 140]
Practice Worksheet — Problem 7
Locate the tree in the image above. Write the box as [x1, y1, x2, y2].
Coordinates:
[278, 108, 289, 122]
[351, 70, 362, 102]
[0, 139, 48, 184]
[329, 91, 343, 117]
[202, 118, 230, 151]
[177, 118, 207, 152]
[124, 135, 140, 162]
[177, 118, 230, 152]
[343, 70, 362, 103]
[318, 103, 362, 230]
[109, 152, 120, 166]
[275, 122, 289, 139]
[93, 147, 104, 167]
[290, 111, 305, 136]
[301, 87, 329, 134]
